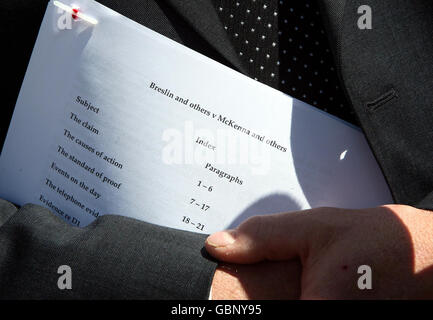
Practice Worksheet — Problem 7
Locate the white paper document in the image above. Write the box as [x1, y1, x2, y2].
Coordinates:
[0, 0, 393, 233]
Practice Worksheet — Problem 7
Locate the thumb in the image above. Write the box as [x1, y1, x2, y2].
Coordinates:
[205, 210, 321, 264]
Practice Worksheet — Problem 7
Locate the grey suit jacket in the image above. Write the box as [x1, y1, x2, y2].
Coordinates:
[0, 0, 432, 299]
[319, 0, 433, 209]
[0, 199, 215, 299]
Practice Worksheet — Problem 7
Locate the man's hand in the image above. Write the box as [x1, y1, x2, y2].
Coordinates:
[206, 205, 433, 299]
[210, 260, 301, 300]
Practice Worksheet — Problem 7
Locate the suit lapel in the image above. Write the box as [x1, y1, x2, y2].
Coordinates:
[163, 0, 247, 74]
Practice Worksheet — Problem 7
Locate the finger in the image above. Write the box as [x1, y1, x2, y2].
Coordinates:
[205, 209, 330, 264]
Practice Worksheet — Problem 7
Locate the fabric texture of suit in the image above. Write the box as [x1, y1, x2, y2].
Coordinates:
[0, 199, 215, 299]
[0, 0, 432, 299]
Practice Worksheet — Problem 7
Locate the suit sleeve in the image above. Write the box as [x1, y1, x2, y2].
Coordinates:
[0, 199, 217, 299]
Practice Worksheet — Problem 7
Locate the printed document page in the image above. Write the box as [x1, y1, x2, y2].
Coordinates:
[0, 0, 393, 233]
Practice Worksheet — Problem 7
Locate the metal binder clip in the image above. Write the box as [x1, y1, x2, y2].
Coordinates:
[53, 1, 98, 25]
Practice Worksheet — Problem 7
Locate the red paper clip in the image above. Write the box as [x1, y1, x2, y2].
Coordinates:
[72, 8, 79, 20]
[53, 1, 98, 25]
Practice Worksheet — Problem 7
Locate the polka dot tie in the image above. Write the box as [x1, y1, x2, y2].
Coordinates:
[212, 0, 358, 125]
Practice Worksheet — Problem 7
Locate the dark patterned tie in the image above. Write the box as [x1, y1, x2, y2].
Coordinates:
[212, 0, 358, 125]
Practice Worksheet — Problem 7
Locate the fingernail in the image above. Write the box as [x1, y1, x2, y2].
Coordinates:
[206, 230, 237, 248]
